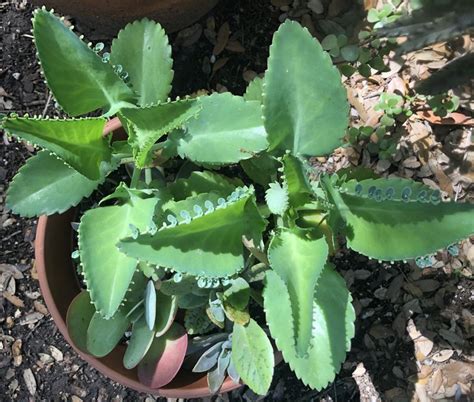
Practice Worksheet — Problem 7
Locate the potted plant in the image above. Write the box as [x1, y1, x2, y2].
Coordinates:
[4, 8, 474, 398]
[29, 0, 219, 37]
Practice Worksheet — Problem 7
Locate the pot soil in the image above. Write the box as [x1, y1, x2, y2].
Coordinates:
[29, 0, 219, 38]
[34, 117, 242, 398]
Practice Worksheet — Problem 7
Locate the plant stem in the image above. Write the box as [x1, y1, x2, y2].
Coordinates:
[130, 168, 141, 188]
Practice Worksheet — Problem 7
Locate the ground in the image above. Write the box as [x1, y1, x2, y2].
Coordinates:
[1, 0, 473, 401]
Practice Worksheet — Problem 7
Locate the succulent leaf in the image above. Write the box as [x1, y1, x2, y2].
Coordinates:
[283, 154, 313, 208]
[244, 77, 263, 103]
[66, 291, 96, 353]
[192, 341, 225, 372]
[171, 93, 268, 164]
[119, 99, 201, 168]
[3, 117, 111, 180]
[263, 265, 355, 390]
[232, 319, 274, 395]
[118, 187, 267, 278]
[154, 292, 178, 337]
[240, 153, 279, 186]
[324, 176, 474, 261]
[123, 315, 155, 369]
[79, 189, 159, 318]
[145, 280, 157, 331]
[6, 151, 116, 218]
[184, 307, 215, 335]
[223, 278, 250, 310]
[110, 18, 173, 106]
[268, 229, 328, 356]
[33, 9, 135, 116]
[265, 182, 289, 216]
[263, 20, 349, 156]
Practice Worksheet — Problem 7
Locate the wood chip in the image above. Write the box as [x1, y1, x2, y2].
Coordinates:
[48, 345, 63, 362]
[23, 368, 36, 396]
[19, 312, 44, 326]
[0, 264, 24, 279]
[12, 339, 22, 367]
[34, 301, 49, 316]
[3, 291, 24, 308]
[431, 349, 454, 362]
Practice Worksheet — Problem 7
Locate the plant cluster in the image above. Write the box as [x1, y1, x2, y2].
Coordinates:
[4, 8, 474, 395]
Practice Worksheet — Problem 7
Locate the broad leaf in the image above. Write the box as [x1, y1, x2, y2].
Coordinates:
[232, 319, 274, 395]
[223, 278, 250, 310]
[66, 291, 96, 353]
[263, 265, 355, 390]
[324, 176, 474, 261]
[240, 154, 279, 186]
[33, 9, 135, 116]
[154, 292, 178, 337]
[111, 18, 173, 106]
[118, 187, 267, 278]
[268, 229, 328, 356]
[263, 20, 349, 156]
[119, 99, 200, 168]
[6, 151, 116, 218]
[3, 117, 111, 180]
[172, 93, 268, 164]
[123, 315, 155, 369]
[87, 309, 130, 357]
[265, 182, 289, 216]
[79, 189, 159, 318]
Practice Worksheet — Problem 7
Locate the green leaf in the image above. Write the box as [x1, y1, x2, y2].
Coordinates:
[268, 229, 328, 356]
[6, 151, 116, 218]
[325, 176, 474, 260]
[79, 189, 159, 318]
[168, 170, 242, 200]
[33, 9, 135, 116]
[340, 45, 359, 62]
[184, 307, 214, 335]
[240, 154, 279, 186]
[154, 292, 178, 337]
[321, 34, 338, 50]
[282, 154, 313, 208]
[123, 315, 155, 369]
[223, 278, 250, 310]
[118, 187, 267, 278]
[87, 308, 130, 357]
[66, 291, 96, 353]
[232, 319, 274, 395]
[265, 182, 289, 216]
[264, 265, 355, 390]
[173, 93, 268, 164]
[263, 21, 349, 156]
[244, 77, 264, 104]
[3, 117, 111, 180]
[111, 18, 173, 106]
[145, 280, 157, 331]
[119, 99, 200, 168]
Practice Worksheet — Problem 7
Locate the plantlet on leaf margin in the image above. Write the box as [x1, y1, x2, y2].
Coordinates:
[3, 8, 473, 396]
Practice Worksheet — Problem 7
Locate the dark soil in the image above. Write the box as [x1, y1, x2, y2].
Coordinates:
[1, 1, 472, 401]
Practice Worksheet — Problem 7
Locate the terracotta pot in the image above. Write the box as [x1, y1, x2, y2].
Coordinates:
[34, 117, 242, 398]
[29, 0, 219, 38]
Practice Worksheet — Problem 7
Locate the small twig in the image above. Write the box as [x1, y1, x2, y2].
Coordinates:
[41, 92, 53, 117]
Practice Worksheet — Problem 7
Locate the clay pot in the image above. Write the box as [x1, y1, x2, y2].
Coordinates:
[34, 117, 242, 398]
[29, 0, 219, 38]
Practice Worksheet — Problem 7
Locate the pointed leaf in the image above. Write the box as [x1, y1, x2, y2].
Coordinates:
[33, 9, 135, 116]
[263, 265, 355, 390]
[324, 176, 474, 260]
[137, 323, 188, 388]
[87, 309, 130, 357]
[263, 20, 349, 156]
[172, 93, 268, 164]
[111, 18, 173, 106]
[268, 229, 328, 356]
[79, 191, 159, 318]
[119, 187, 267, 278]
[6, 151, 116, 218]
[192, 341, 225, 372]
[119, 99, 200, 168]
[123, 315, 155, 369]
[66, 291, 96, 353]
[232, 319, 274, 395]
[3, 117, 111, 180]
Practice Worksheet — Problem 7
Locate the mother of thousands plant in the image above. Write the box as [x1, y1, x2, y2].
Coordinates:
[4, 8, 474, 395]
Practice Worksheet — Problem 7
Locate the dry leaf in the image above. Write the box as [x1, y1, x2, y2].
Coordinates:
[213, 22, 230, 56]
[431, 349, 454, 363]
[416, 110, 474, 126]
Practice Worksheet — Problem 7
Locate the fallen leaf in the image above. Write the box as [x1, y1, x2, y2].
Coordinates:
[416, 111, 474, 126]
[213, 22, 230, 56]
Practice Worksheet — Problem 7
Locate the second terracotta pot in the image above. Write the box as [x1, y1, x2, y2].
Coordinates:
[29, 0, 219, 38]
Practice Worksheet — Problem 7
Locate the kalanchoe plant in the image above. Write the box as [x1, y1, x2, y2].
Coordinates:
[4, 8, 474, 395]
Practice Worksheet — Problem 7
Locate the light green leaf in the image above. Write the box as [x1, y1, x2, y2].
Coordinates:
[244, 77, 264, 104]
[33, 9, 135, 116]
[265, 182, 289, 216]
[87, 308, 130, 357]
[79, 189, 159, 318]
[263, 20, 349, 156]
[119, 99, 200, 168]
[223, 278, 250, 310]
[123, 315, 155, 369]
[264, 265, 355, 390]
[268, 229, 328, 356]
[323, 176, 474, 261]
[282, 154, 312, 208]
[66, 291, 96, 353]
[118, 187, 267, 278]
[173, 93, 268, 164]
[6, 151, 116, 218]
[3, 117, 111, 180]
[111, 18, 173, 106]
[154, 292, 178, 337]
[232, 319, 274, 395]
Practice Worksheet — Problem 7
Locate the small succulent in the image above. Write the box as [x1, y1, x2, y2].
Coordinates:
[3, 8, 474, 396]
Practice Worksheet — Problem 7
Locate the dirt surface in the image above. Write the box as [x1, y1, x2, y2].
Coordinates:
[1, 0, 473, 401]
